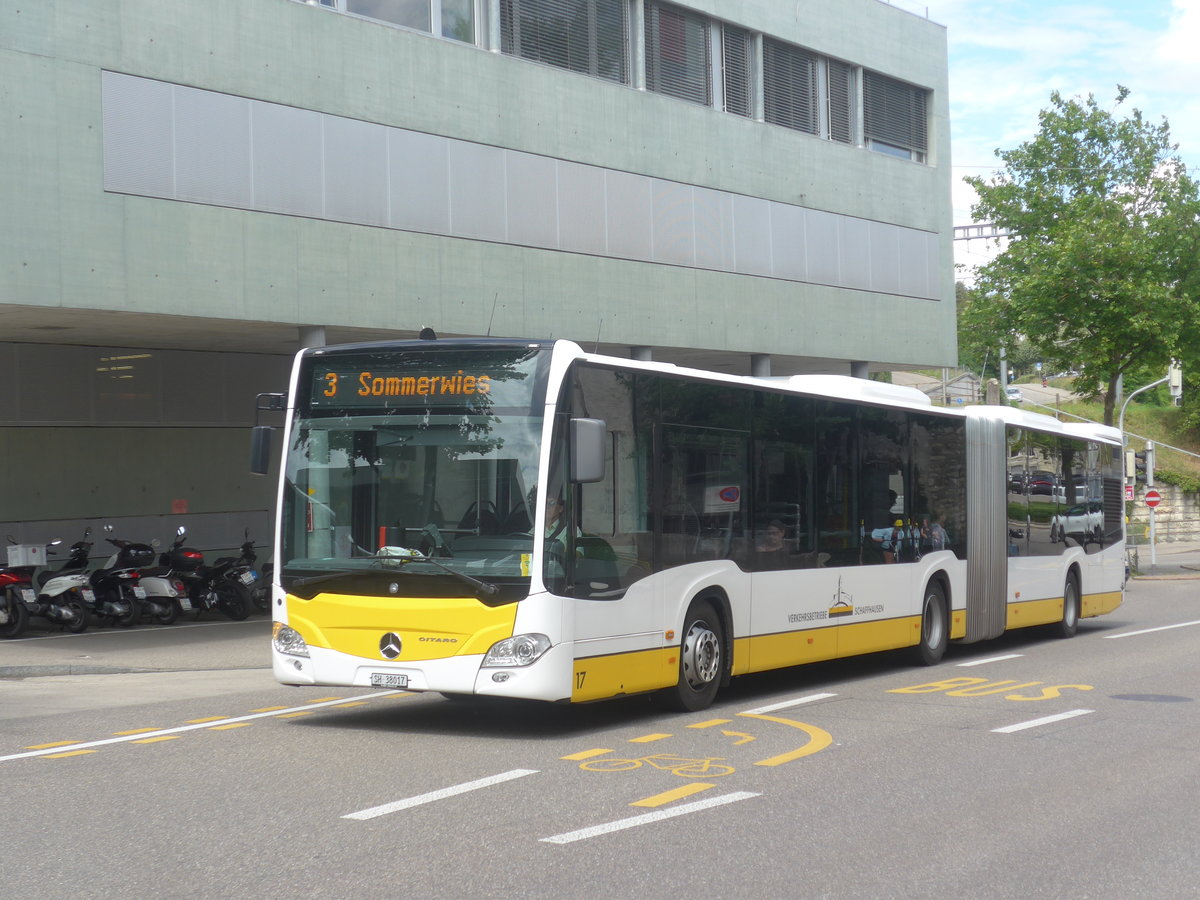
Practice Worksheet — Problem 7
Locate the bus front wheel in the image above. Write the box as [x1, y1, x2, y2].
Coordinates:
[662, 600, 724, 712]
[913, 581, 948, 666]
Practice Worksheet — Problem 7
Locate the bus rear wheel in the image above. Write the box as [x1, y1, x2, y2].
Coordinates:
[912, 581, 948, 666]
[662, 600, 723, 712]
[1055, 573, 1080, 638]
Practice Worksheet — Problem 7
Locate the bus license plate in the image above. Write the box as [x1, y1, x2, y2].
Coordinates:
[371, 673, 408, 688]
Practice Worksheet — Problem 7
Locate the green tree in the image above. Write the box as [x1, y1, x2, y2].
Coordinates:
[964, 87, 1200, 425]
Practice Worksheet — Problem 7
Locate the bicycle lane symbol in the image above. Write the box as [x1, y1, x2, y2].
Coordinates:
[563, 709, 833, 807]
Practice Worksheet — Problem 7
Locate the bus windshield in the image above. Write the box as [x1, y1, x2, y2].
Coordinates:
[280, 344, 551, 597]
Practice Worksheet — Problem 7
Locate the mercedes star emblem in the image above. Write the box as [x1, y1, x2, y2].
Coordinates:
[379, 632, 402, 659]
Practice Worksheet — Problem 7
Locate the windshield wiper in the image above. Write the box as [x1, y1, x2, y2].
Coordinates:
[290, 556, 499, 598]
[377, 552, 499, 597]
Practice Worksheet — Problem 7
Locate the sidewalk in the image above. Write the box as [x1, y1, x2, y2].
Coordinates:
[0, 618, 271, 679]
[1127, 539, 1200, 579]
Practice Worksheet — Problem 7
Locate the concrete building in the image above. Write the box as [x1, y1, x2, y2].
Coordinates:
[1, 0, 953, 550]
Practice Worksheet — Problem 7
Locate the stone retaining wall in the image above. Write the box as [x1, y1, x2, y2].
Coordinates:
[1127, 483, 1200, 543]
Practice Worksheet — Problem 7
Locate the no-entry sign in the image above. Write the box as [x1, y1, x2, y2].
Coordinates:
[1144, 489, 1162, 508]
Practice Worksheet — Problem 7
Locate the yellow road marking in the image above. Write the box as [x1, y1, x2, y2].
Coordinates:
[331, 702, 369, 708]
[631, 783, 716, 808]
[25, 740, 82, 750]
[688, 719, 731, 729]
[250, 706, 289, 712]
[113, 728, 160, 736]
[133, 736, 180, 744]
[628, 733, 672, 744]
[739, 713, 833, 767]
[722, 730, 755, 745]
[208, 723, 252, 731]
[185, 717, 227, 724]
[309, 696, 343, 703]
[561, 748, 614, 761]
[275, 711, 312, 719]
[43, 750, 98, 759]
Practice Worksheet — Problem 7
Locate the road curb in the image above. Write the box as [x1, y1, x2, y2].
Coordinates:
[0, 663, 272, 679]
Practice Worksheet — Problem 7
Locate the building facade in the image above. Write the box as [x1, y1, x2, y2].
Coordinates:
[1, 0, 953, 549]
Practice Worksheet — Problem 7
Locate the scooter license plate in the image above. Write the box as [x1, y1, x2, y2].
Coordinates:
[82, 589, 95, 603]
[370, 673, 408, 689]
[239, 571, 255, 585]
[133, 587, 147, 599]
[20, 588, 36, 603]
[178, 597, 193, 611]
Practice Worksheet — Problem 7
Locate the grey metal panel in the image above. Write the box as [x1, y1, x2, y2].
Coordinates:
[898, 227, 931, 299]
[868, 220, 900, 295]
[505, 150, 558, 249]
[805, 207, 841, 286]
[966, 414, 1008, 642]
[174, 85, 252, 208]
[731, 194, 772, 276]
[693, 186, 734, 271]
[17, 345, 94, 424]
[323, 114, 388, 227]
[605, 169, 652, 261]
[652, 180, 696, 266]
[102, 71, 175, 198]
[839, 216, 871, 290]
[770, 202, 807, 282]
[388, 128, 450, 234]
[558, 160, 607, 255]
[252, 102, 324, 218]
[448, 140, 506, 242]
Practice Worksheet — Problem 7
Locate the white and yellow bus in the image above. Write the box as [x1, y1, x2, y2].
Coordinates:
[258, 338, 1124, 711]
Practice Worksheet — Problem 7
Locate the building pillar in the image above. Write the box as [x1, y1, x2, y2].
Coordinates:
[299, 325, 326, 349]
[630, 346, 652, 361]
[850, 361, 869, 379]
[751, 354, 772, 377]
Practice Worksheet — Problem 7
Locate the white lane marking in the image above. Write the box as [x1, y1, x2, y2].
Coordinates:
[343, 769, 538, 820]
[958, 653, 1023, 667]
[1103, 620, 1200, 640]
[742, 693, 837, 715]
[0, 691, 406, 763]
[540, 791, 760, 844]
[992, 709, 1094, 734]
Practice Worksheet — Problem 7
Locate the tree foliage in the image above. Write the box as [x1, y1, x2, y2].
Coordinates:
[963, 87, 1200, 425]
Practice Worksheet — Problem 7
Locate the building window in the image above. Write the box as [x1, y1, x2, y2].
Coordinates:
[645, 2, 711, 107]
[863, 70, 928, 160]
[328, 0, 475, 41]
[762, 37, 817, 135]
[720, 24, 752, 117]
[826, 58, 854, 143]
[500, 0, 629, 85]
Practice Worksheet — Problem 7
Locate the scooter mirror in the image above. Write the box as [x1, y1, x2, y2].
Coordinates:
[176, 526, 186, 537]
[152, 538, 161, 548]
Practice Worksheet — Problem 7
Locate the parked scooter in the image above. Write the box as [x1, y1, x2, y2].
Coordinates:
[159, 527, 254, 621]
[29, 532, 93, 634]
[125, 535, 187, 625]
[0, 539, 41, 638]
[214, 529, 266, 612]
[88, 528, 153, 627]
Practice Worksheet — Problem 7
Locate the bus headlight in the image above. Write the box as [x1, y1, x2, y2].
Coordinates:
[272, 622, 310, 658]
[482, 633, 551, 667]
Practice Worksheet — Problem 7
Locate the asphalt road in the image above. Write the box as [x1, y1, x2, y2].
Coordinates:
[2, 579, 1198, 899]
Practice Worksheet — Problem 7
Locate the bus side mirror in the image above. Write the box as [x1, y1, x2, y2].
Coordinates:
[570, 418, 607, 484]
[250, 426, 274, 476]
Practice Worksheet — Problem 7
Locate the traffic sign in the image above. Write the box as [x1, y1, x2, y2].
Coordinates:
[1144, 490, 1162, 508]
[1125, 484, 1134, 501]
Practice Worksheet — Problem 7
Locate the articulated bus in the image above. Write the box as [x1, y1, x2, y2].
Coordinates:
[259, 338, 1124, 711]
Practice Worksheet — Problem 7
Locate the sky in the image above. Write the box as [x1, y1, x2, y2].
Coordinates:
[905, 0, 1200, 270]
